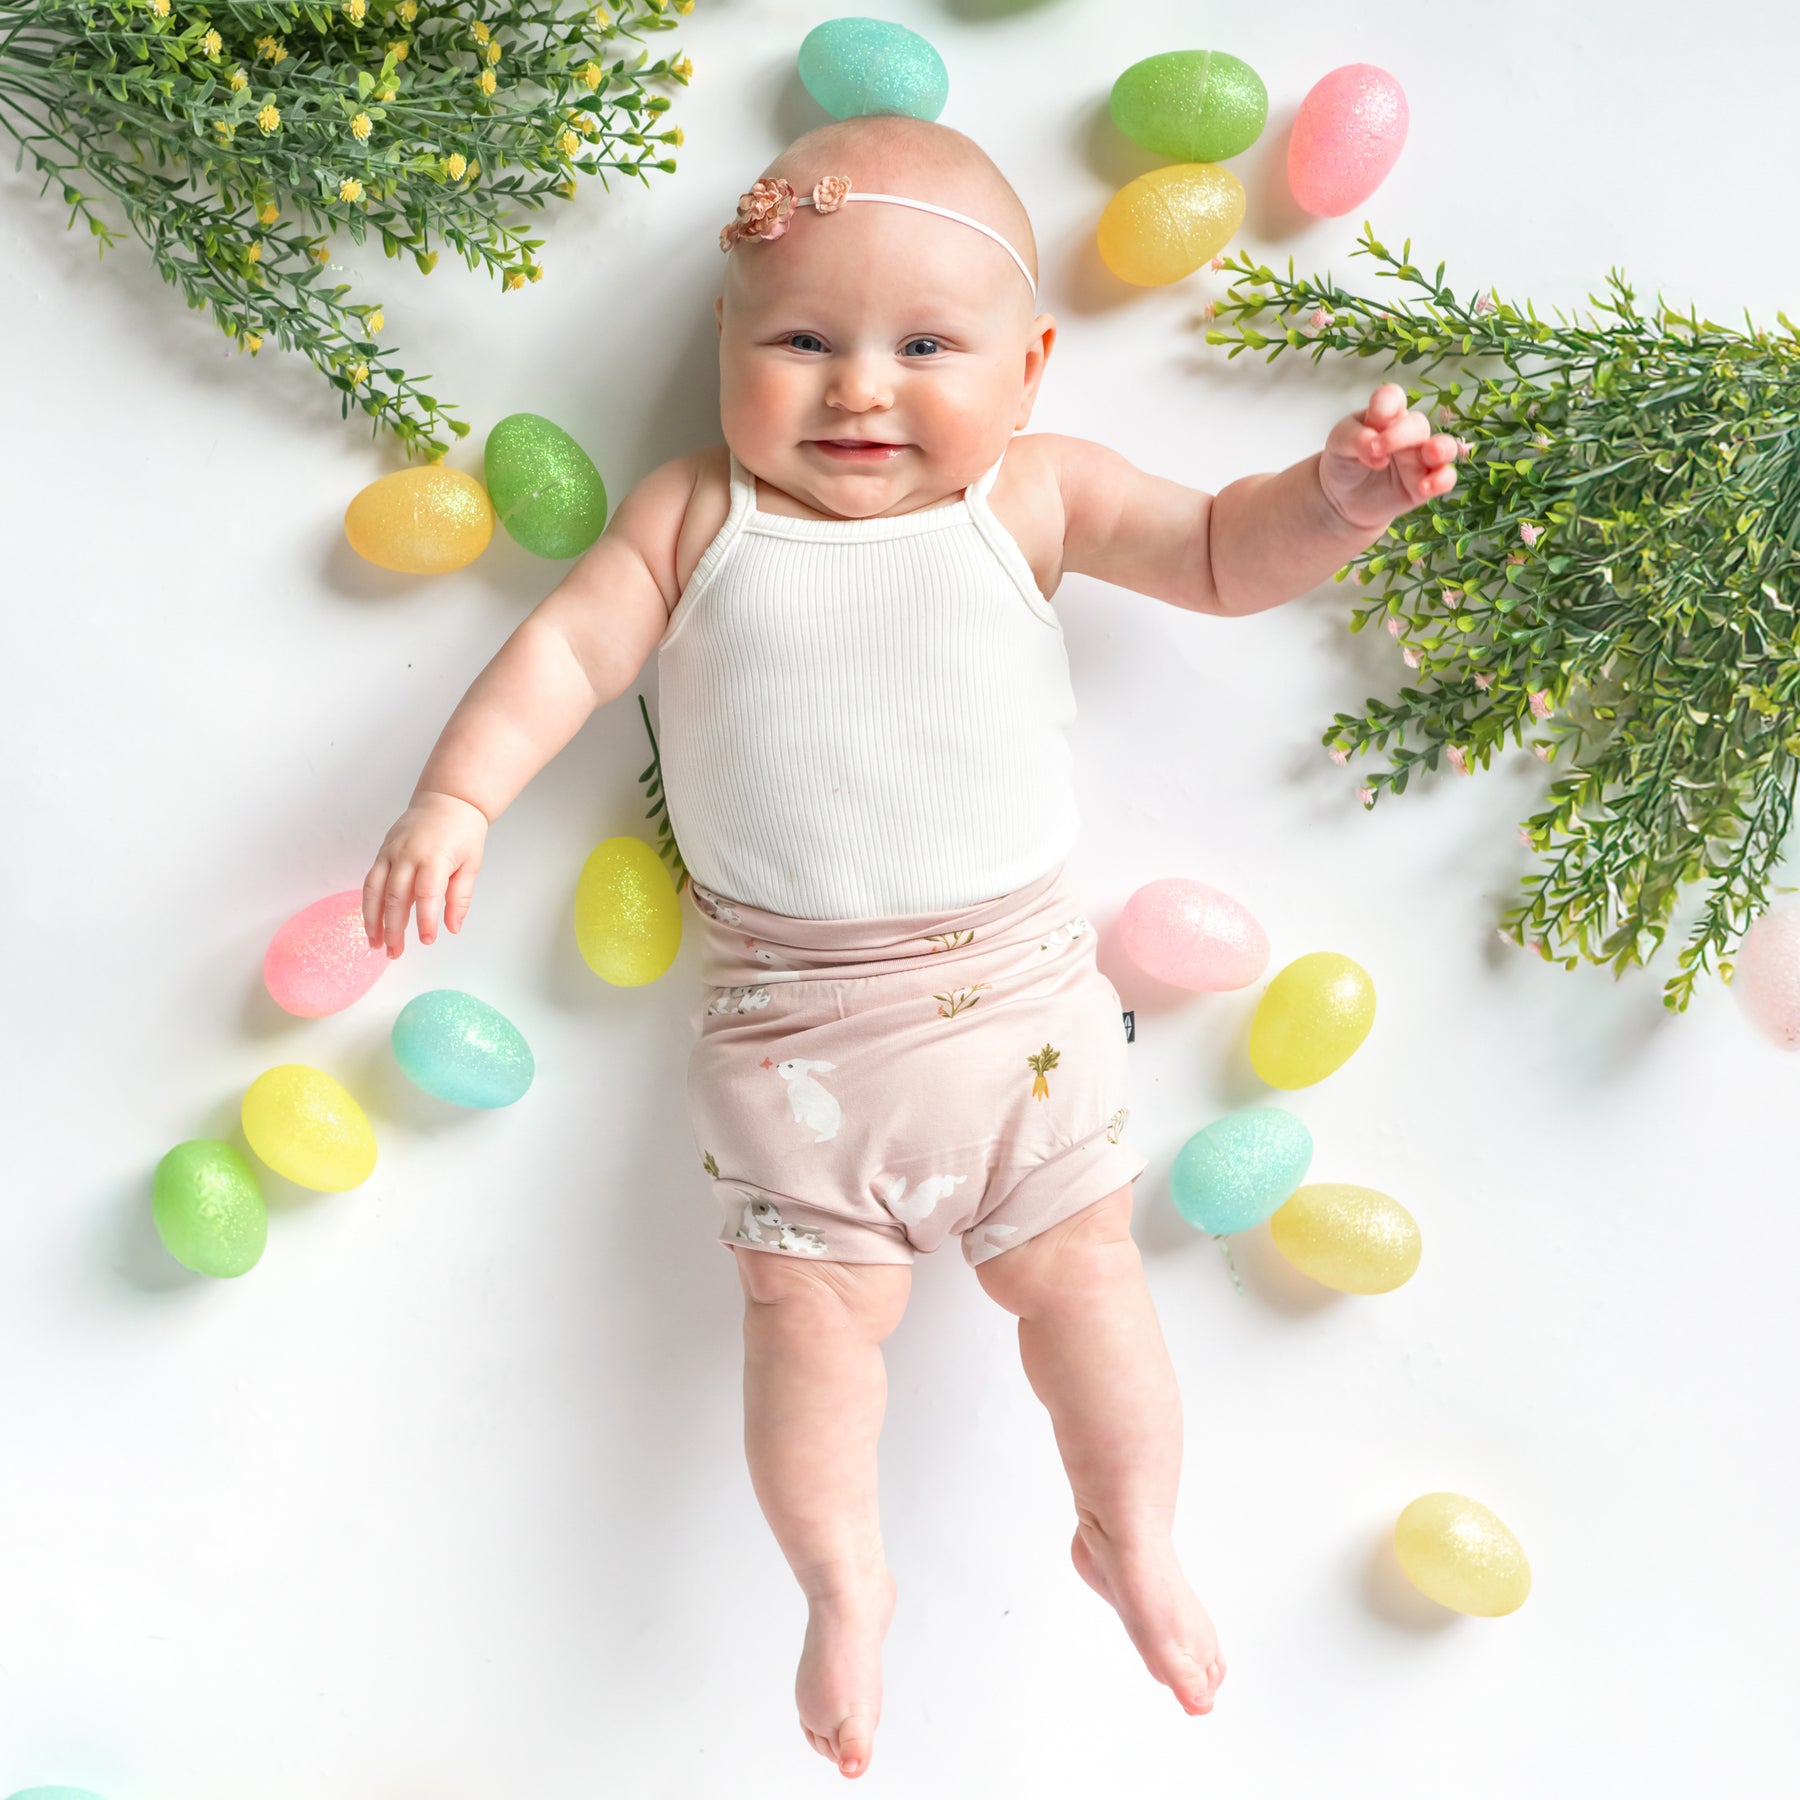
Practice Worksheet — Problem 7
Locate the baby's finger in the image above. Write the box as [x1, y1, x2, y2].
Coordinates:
[1362, 381, 1406, 428]
[383, 860, 417, 959]
[362, 859, 390, 947]
[1419, 432, 1461, 468]
[414, 857, 449, 946]
[444, 859, 480, 934]
[1376, 410, 1431, 456]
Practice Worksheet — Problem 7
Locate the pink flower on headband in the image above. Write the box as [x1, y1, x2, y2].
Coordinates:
[812, 174, 851, 212]
[719, 176, 796, 252]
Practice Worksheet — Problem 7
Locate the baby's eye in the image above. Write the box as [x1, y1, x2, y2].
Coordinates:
[901, 337, 943, 358]
[785, 332, 827, 353]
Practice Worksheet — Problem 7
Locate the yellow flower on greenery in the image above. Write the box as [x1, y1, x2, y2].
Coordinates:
[351, 111, 372, 140]
[149, 0, 169, 16]
[258, 201, 279, 224]
[338, 176, 364, 203]
[578, 61, 603, 91]
[201, 28, 222, 57]
[255, 37, 288, 65]
[243, 332, 264, 353]
[214, 121, 234, 140]
[375, 81, 397, 101]
[528, 262, 543, 283]
[310, 242, 332, 263]
[471, 20, 489, 44]
[504, 270, 526, 291]
[591, 5, 611, 26]
[466, 159, 480, 180]
[557, 178, 577, 198]
[418, 249, 438, 273]
[558, 129, 580, 157]
[478, 69, 496, 96]
[257, 103, 281, 134]
[672, 54, 693, 81]
[398, 0, 417, 20]
[666, 126, 684, 148]
[675, 0, 695, 12]
[444, 152, 467, 180]
[390, 41, 408, 61]
[344, 0, 367, 22]
[347, 360, 369, 387]
[246, 242, 263, 264]
[367, 309, 384, 334]
[228, 68, 247, 90]
[485, 40, 502, 66]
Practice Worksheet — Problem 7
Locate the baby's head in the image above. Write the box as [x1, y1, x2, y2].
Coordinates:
[715, 116, 1054, 517]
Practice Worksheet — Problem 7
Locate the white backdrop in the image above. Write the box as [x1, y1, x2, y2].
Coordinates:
[5, 2, 1798, 1794]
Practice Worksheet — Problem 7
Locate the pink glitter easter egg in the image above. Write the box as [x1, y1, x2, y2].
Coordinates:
[1120, 878, 1270, 992]
[1734, 896, 1800, 1050]
[263, 889, 390, 1017]
[1288, 64, 1408, 217]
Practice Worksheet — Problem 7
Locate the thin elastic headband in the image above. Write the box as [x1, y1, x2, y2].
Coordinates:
[719, 174, 1037, 300]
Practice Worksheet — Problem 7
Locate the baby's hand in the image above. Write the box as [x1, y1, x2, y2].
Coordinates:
[1318, 382, 1460, 531]
[361, 791, 489, 959]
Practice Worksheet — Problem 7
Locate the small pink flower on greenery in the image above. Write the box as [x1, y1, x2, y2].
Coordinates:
[1441, 587, 1461, 608]
[1446, 744, 1469, 775]
[720, 176, 797, 251]
[1436, 404, 1455, 425]
[1528, 688, 1552, 718]
[1517, 827, 1534, 848]
[1475, 293, 1497, 315]
[1199, 301, 1215, 322]
[1329, 746, 1349, 766]
[1209, 254, 1226, 271]
[1474, 671, 1493, 690]
[1356, 786, 1375, 808]
[1385, 615, 1401, 638]
[1520, 522, 1542, 546]
[1304, 307, 1332, 334]
[1402, 647, 1420, 668]
[1534, 742, 1552, 762]
[812, 175, 850, 212]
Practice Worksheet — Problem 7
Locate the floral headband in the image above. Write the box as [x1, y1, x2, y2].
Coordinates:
[718, 174, 1037, 300]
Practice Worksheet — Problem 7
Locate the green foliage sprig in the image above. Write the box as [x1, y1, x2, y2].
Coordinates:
[1207, 228, 1800, 1010]
[0, 0, 694, 456]
[637, 691, 687, 893]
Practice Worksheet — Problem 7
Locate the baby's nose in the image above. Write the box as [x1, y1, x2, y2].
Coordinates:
[825, 350, 892, 412]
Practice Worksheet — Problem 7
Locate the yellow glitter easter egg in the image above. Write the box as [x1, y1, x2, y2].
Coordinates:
[574, 836, 682, 986]
[241, 1064, 377, 1191]
[1096, 163, 1245, 287]
[343, 465, 495, 573]
[1394, 1493, 1532, 1617]
[1249, 951, 1376, 1088]
[1268, 1183, 1420, 1293]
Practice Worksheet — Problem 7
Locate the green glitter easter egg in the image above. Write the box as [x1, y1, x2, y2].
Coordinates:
[798, 18, 948, 122]
[483, 413, 609, 560]
[1169, 1107, 1312, 1235]
[1110, 50, 1268, 163]
[391, 989, 535, 1109]
[152, 1139, 268, 1278]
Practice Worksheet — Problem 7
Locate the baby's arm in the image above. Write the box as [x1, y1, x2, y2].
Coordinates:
[1047, 382, 1457, 616]
[361, 454, 700, 958]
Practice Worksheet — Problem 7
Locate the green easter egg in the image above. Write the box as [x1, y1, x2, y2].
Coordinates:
[152, 1139, 267, 1277]
[798, 17, 948, 122]
[483, 413, 609, 559]
[1111, 50, 1268, 163]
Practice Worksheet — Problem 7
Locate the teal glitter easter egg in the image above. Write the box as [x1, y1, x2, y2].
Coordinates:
[483, 413, 608, 560]
[391, 990, 535, 1109]
[1110, 50, 1268, 163]
[798, 18, 949, 122]
[1169, 1107, 1312, 1235]
[6, 1789, 114, 1800]
[152, 1139, 267, 1277]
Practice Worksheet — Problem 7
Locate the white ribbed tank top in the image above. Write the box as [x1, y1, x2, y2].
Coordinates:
[654, 447, 1080, 919]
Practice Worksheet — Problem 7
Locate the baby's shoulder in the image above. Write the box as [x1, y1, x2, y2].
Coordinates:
[600, 444, 729, 607]
[990, 432, 1081, 604]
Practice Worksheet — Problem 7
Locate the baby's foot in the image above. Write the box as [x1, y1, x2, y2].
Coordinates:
[1070, 1524, 1226, 1715]
[795, 1564, 897, 1778]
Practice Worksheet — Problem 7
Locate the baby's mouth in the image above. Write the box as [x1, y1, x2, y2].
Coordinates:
[810, 439, 908, 462]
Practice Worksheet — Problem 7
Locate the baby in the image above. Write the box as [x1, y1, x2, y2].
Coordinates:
[361, 115, 1456, 1778]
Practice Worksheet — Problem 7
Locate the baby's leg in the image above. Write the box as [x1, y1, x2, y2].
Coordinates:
[733, 1245, 911, 1779]
[974, 1185, 1226, 1715]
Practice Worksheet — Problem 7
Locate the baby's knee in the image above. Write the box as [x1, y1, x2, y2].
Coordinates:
[732, 1246, 911, 1339]
[976, 1185, 1139, 1313]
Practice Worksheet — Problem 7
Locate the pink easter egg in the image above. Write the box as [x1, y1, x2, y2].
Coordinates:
[1120, 878, 1270, 992]
[1734, 896, 1800, 1050]
[263, 888, 389, 1017]
[1288, 64, 1409, 217]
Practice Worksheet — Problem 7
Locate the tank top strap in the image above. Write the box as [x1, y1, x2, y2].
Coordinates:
[963, 443, 1059, 628]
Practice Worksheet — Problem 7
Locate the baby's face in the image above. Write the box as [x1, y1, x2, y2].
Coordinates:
[716, 197, 1053, 518]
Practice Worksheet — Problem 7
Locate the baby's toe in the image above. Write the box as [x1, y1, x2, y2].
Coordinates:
[835, 1712, 876, 1777]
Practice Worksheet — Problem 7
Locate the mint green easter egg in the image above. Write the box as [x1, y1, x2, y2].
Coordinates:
[1169, 1107, 1312, 1235]
[798, 18, 948, 122]
[1111, 50, 1268, 163]
[483, 413, 608, 560]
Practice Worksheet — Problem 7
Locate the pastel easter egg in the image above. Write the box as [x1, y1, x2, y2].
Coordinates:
[1733, 895, 1800, 1049]
[264, 889, 389, 1017]
[1097, 163, 1245, 287]
[1288, 63, 1409, 218]
[344, 465, 494, 573]
[484, 413, 609, 559]
[6, 1790, 114, 1800]
[1394, 1493, 1531, 1617]
[1170, 1106, 1312, 1235]
[241, 1065, 377, 1192]
[1110, 50, 1268, 163]
[798, 18, 948, 122]
[574, 837, 682, 986]
[1120, 877, 1268, 991]
[1249, 952, 1376, 1088]
[391, 989, 535, 1109]
[152, 1139, 267, 1278]
[1268, 1183, 1420, 1293]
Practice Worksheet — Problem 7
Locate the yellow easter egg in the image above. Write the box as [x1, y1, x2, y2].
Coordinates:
[344, 465, 495, 573]
[241, 1064, 377, 1191]
[575, 836, 682, 985]
[1249, 951, 1376, 1088]
[1268, 1183, 1420, 1293]
[1096, 163, 1246, 287]
[1394, 1493, 1531, 1617]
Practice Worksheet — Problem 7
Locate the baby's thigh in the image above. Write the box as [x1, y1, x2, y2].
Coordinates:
[731, 1243, 912, 1339]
